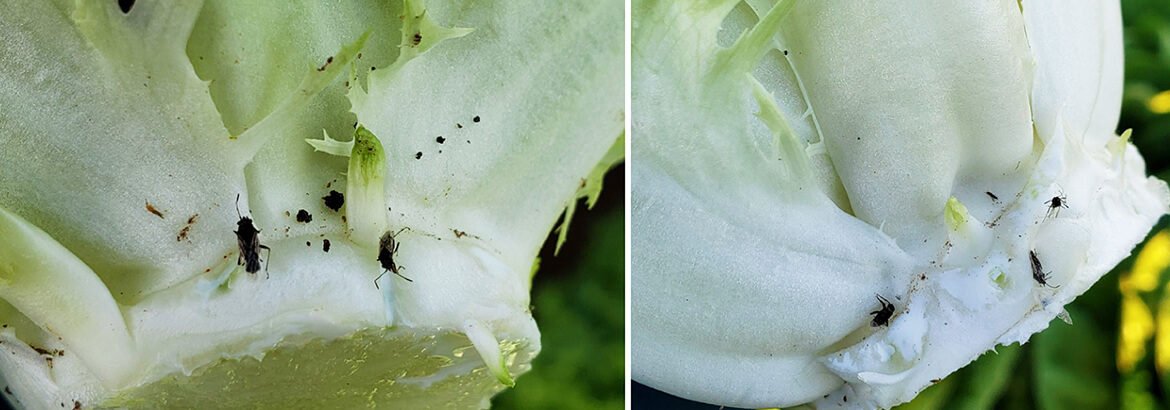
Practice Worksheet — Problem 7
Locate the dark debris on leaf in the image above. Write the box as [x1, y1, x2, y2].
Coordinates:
[322, 190, 344, 211]
[296, 209, 313, 223]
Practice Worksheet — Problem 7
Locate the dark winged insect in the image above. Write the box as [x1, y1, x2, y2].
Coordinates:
[870, 294, 895, 327]
[234, 194, 270, 278]
[1044, 192, 1068, 217]
[1029, 250, 1058, 288]
[374, 227, 413, 288]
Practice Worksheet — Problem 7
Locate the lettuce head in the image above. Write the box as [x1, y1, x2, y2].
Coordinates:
[0, 0, 622, 407]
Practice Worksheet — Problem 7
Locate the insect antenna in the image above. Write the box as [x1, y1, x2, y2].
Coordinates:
[235, 193, 243, 219]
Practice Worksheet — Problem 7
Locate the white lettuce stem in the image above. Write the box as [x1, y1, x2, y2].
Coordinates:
[0, 208, 137, 387]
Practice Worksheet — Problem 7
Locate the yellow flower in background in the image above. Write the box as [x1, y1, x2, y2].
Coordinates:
[1121, 231, 1170, 294]
[1120, 293, 1155, 373]
[1147, 90, 1170, 114]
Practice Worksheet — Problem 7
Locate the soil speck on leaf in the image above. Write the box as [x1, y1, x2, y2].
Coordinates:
[296, 209, 313, 223]
[145, 201, 164, 218]
[323, 190, 344, 211]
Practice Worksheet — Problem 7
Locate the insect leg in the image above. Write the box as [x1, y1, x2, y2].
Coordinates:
[393, 266, 413, 282]
[260, 244, 271, 279]
[374, 271, 387, 289]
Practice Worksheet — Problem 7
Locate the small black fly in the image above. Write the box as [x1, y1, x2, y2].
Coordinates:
[870, 294, 895, 327]
[233, 194, 270, 278]
[1044, 192, 1068, 217]
[374, 228, 412, 288]
[1029, 250, 1058, 288]
[986, 191, 999, 201]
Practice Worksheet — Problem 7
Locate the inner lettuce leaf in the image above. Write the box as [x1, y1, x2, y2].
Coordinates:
[0, 0, 621, 407]
[632, 0, 1168, 408]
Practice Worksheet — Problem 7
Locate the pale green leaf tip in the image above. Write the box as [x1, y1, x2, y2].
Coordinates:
[584, 132, 625, 209]
[295, 28, 371, 96]
[306, 129, 355, 156]
[332, 28, 372, 73]
[496, 356, 516, 387]
[554, 202, 577, 256]
[554, 133, 624, 255]
[990, 267, 1009, 288]
[1108, 128, 1132, 159]
[345, 125, 388, 247]
[944, 197, 969, 231]
[713, 0, 797, 75]
[400, 0, 474, 59]
[461, 320, 514, 387]
[351, 125, 386, 182]
[750, 76, 814, 185]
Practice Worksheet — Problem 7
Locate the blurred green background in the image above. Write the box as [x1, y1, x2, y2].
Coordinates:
[634, 0, 1170, 408]
[492, 164, 625, 410]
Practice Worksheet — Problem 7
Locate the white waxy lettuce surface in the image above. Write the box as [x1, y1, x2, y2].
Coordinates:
[632, 0, 1169, 408]
[0, 0, 622, 408]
